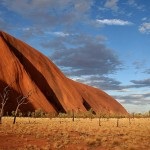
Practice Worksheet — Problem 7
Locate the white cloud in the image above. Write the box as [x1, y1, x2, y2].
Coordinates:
[142, 17, 147, 21]
[104, 0, 119, 11]
[128, 0, 135, 6]
[139, 22, 150, 34]
[127, 0, 145, 11]
[53, 32, 69, 37]
[22, 27, 30, 31]
[96, 19, 133, 26]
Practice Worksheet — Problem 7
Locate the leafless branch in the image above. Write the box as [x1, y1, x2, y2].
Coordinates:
[13, 89, 34, 124]
[0, 80, 15, 124]
[16, 90, 33, 106]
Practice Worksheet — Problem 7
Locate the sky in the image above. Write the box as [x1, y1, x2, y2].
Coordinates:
[0, 0, 150, 113]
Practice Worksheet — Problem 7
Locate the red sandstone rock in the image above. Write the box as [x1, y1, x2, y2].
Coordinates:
[0, 31, 128, 115]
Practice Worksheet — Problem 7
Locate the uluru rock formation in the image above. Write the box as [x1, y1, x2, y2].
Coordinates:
[0, 30, 128, 115]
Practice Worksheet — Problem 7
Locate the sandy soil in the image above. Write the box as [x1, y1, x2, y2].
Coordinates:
[0, 117, 150, 150]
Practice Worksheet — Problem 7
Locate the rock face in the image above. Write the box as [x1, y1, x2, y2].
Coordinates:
[0, 31, 128, 115]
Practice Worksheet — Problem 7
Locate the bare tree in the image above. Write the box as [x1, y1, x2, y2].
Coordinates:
[0, 80, 15, 124]
[72, 109, 75, 122]
[0, 85, 10, 124]
[13, 90, 33, 124]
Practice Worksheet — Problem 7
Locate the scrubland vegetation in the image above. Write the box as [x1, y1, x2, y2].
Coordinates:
[0, 113, 150, 150]
[0, 85, 150, 149]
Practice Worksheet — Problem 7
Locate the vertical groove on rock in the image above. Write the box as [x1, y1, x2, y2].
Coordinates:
[82, 98, 96, 114]
[82, 98, 91, 111]
[2, 38, 66, 113]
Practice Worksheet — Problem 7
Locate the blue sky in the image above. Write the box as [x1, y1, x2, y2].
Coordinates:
[0, 0, 150, 113]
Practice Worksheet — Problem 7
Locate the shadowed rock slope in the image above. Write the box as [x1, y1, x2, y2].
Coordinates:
[0, 31, 128, 115]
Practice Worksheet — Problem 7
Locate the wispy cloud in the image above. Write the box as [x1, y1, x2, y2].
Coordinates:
[144, 69, 150, 74]
[131, 78, 150, 87]
[114, 92, 150, 105]
[142, 17, 147, 21]
[132, 60, 146, 70]
[139, 22, 150, 34]
[53, 32, 69, 37]
[2, 0, 93, 29]
[96, 19, 133, 26]
[127, 0, 145, 11]
[75, 75, 122, 91]
[104, 0, 119, 11]
[0, 17, 11, 31]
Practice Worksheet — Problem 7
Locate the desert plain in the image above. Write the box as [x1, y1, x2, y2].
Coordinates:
[0, 116, 150, 150]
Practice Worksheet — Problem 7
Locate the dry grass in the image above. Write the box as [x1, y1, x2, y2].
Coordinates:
[0, 117, 150, 150]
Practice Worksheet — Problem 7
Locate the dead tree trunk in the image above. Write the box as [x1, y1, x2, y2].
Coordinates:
[0, 107, 4, 124]
[13, 105, 20, 124]
[0, 84, 12, 124]
[72, 109, 75, 122]
[13, 90, 33, 124]
[99, 115, 101, 126]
